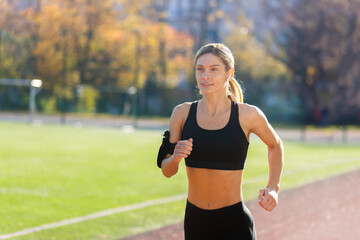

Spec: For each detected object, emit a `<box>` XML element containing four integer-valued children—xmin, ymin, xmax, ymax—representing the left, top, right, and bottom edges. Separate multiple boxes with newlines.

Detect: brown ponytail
<box><xmin>228</xmin><ymin>77</ymin><xmax>243</xmax><ymax>103</ymax></box>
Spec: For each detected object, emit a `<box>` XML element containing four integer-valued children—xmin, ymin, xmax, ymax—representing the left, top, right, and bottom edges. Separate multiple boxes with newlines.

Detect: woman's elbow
<box><xmin>277</xmin><ymin>138</ymin><xmax>285</xmax><ymax>163</ymax></box>
<box><xmin>162</xmin><ymin>168</ymin><xmax>171</xmax><ymax>178</ymax></box>
<box><xmin>161</xmin><ymin>165</ymin><xmax>177</xmax><ymax>178</ymax></box>
<box><xmin>278</xmin><ymin>138</ymin><xmax>284</xmax><ymax>151</ymax></box>
<box><xmin>268</xmin><ymin>137</ymin><xmax>283</xmax><ymax>151</ymax></box>
<box><xmin>268</xmin><ymin>138</ymin><xmax>284</xmax><ymax>162</ymax></box>
<box><xmin>163</xmin><ymin>173</ymin><xmax>173</xmax><ymax>178</ymax></box>
<box><xmin>162</xmin><ymin>170</ymin><xmax>175</xmax><ymax>178</ymax></box>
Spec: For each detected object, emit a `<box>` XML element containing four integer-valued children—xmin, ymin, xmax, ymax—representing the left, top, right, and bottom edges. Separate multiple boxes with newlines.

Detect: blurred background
<box><xmin>1</xmin><ymin>0</ymin><xmax>360</xmax><ymax>126</ymax></box>
<box><xmin>1</xmin><ymin>1</ymin><xmax>360</xmax><ymax>240</ymax></box>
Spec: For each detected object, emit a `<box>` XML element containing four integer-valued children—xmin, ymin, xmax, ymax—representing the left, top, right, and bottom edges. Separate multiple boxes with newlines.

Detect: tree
<box><xmin>224</xmin><ymin>10</ymin><xmax>291</xmax><ymax>123</ymax></box>
<box><xmin>0</xmin><ymin>0</ymin><xmax>194</xmax><ymax>114</ymax></box>
<box><xmin>0</xmin><ymin>1</ymin><xmax>34</xmax><ymax>79</ymax></box>
<box><xmin>226</xmin><ymin>11</ymin><xmax>288</xmax><ymax>83</ymax></box>
<box><xmin>264</xmin><ymin>0</ymin><xmax>360</xmax><ymax>124</ymax></box>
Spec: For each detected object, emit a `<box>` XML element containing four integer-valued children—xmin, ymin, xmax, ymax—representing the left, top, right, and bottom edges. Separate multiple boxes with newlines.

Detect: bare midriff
<box><xmin>186</xmin><ymin>166</ymin><xmax>244</xmax><ymax>210</ymax></box>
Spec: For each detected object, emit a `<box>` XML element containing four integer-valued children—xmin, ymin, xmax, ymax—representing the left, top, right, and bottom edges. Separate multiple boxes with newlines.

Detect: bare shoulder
<box><xmin>236</xmin><ymin>103</ymin><xmax>281</xmax><ymax>146</ymax></box>
<box><xmin>235</xmin><ymin>102</ymin><xmax>268</xmax><ymax>133</ymax></box>
<box><xmin>170</xmin><ymin>102</ymin><xmax>192</xmax><ymax>124</ymax></box>
<box><xmin>172</xmin><ymin>102</ymin><xmax>192</xmax><ymax>117</ymax></box>
<box><xmin>168</xmin><ymin>101</ymin><xmax>193</xmax><ymax>142</ymax></box>
<box><xmin>236</xmin><ymin>103</ymin><xmax>266</xmax><ymax>121</ymax></box>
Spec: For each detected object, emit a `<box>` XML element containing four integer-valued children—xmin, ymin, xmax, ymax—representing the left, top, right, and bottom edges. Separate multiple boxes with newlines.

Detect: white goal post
<box><xmin>0</xmin><ymin>78</ymin><xmax>42</xmax><ymax>122</ymax></box>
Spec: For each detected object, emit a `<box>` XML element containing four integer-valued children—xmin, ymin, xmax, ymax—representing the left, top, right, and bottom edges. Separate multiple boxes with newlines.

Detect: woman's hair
<box><xmin>194</xmin><ymin>43</ymin><xmax>243</xmax><ymax>103</ymax></box>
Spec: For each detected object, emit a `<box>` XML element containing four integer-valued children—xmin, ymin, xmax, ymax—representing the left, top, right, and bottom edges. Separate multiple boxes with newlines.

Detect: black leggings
<box><xmin>184</xmin><ymin>199</ymin><xmax>256</xmax><ymax>240</ymax></box>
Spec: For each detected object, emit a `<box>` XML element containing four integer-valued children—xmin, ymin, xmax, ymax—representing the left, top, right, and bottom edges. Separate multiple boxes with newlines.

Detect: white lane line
<box><xmin>0</xmin><ymin>193</ymin><xmax>187</xmax><ymax>240</ymax></box>
<box><xmin>0</xmin><ymin>188</ymin><xmax>48</xmax><ymax>197</ymax></box>
<box><xmin>1</xmin><ymin>157</ymin><xmax>360</xmax><ymax>239</ymax></box>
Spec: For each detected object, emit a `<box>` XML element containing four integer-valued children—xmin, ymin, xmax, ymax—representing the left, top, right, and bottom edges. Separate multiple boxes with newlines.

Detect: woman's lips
<box><xmin>201</xmin><ymin>83</ymin><xmax>213</xmax><ymax>87</ymax></box>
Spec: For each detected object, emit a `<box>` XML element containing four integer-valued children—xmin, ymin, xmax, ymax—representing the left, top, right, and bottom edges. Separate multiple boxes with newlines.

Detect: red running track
<box><xmin>122</xmin><ymin>169</ymin><xmax>360</xmax><ymax>240</ymax></box>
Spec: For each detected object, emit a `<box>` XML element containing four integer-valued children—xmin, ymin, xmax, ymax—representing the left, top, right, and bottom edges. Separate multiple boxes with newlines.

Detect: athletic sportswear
<box><xmin>181</xmin><ymin>101</ymin><xmax>249</xmax><ymax>170</ymax></box>
<box><xmin>184</xmin><ymin>199</ymin><xmax>256</xmax><ymax>240</ymax></box>
<box><xmin>157</xmin><ymin>130</ymin><xmax>177</xmax><ymax>168</ymax></box>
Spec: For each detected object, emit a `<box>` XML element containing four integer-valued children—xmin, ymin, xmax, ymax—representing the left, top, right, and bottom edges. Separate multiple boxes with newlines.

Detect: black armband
<box><xmin>157</xmin><ymin>130</ymin><xmax>177</xmax><ymax>168</ymax></box>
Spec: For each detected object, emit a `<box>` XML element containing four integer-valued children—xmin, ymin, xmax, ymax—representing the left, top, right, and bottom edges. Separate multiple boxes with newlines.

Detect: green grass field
<box><xmin>0</xmin><ymin>122</ymin><xmax>360</xmax><ymax>239</ymax></box>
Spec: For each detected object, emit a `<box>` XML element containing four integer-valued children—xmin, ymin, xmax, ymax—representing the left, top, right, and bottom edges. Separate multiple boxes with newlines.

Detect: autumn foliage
<box><xmin>0</xmin><ymin>0</ymin><xmax>194</xmax><ymax>113</ymax></box>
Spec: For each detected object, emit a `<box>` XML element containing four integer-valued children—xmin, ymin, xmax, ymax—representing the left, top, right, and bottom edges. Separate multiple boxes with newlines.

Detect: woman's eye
<box><xmin>211</xmin><ymin>68</ymin><xmax>218</xmax><ymax>71</ymax></box>
<box><xmin>196</xmin><ymin>68</ymin><xmax>203</xmax><ymax>71</ymax></box>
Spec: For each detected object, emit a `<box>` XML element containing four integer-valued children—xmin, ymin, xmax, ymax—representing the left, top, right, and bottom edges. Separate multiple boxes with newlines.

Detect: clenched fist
<box><xmin>258</xmin><ymin>188</ymin><xmax>278</xmax><ymax>212</ymax></box>
<box><xmin>173</xmin><ymin>138</ymin><xmax>193</xmax><ymax>162</ymax></box>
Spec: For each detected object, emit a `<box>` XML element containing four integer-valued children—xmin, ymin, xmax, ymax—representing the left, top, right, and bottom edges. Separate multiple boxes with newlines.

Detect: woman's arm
<box><xmin>246</xmin><ymin>105</ymin><xmax>284</xmax><ymax>211</ymax></box>
<box><xmin>160</xmin><ymin>103</ymin><xmax>193</xmax><ymax>178</ymax></box>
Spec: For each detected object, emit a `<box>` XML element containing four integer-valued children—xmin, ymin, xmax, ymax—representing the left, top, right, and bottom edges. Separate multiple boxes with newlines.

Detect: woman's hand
<box><xmin>172</xmin><ymin>138</ymin><xmax>193</xmax><ymax>162</ymax></box>
<box><xmin>258</xmin><ymin>188</ymin><xmax>278</xmax><ymax>212</ymax></box>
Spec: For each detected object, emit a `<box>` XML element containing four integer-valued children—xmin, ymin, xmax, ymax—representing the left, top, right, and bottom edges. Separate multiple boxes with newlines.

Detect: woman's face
<box><xmin>195</xmin><ymin>53</ymin><xmax>230</xmax><ymax>95</ymax></box>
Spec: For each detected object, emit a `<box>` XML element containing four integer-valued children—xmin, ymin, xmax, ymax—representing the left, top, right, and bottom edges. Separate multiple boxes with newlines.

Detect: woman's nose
<box><xmin>200</xmin><ymin>70</ymin><xmax>210</xmax><ymax>79</ymax></box>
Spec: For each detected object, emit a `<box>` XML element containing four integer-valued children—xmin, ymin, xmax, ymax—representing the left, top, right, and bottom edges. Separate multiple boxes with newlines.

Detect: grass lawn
<box><xmin>0</xmin><ymin>122</ymin><xmax>359</xmax><ymax>239</ymax></box>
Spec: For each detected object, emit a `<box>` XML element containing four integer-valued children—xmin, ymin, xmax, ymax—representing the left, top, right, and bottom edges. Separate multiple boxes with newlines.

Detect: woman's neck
<box><xmin>199</xmin><ymin>94</ymin><xmax>231</xmax><ymax>117</ymax></box>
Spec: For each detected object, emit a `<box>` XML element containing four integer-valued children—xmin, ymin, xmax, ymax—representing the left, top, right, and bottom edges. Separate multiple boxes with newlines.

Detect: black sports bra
<box><xmin>181</xmin><ymin>101</ymin><xmax>249</xmax><ymax>170</ymax></box>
